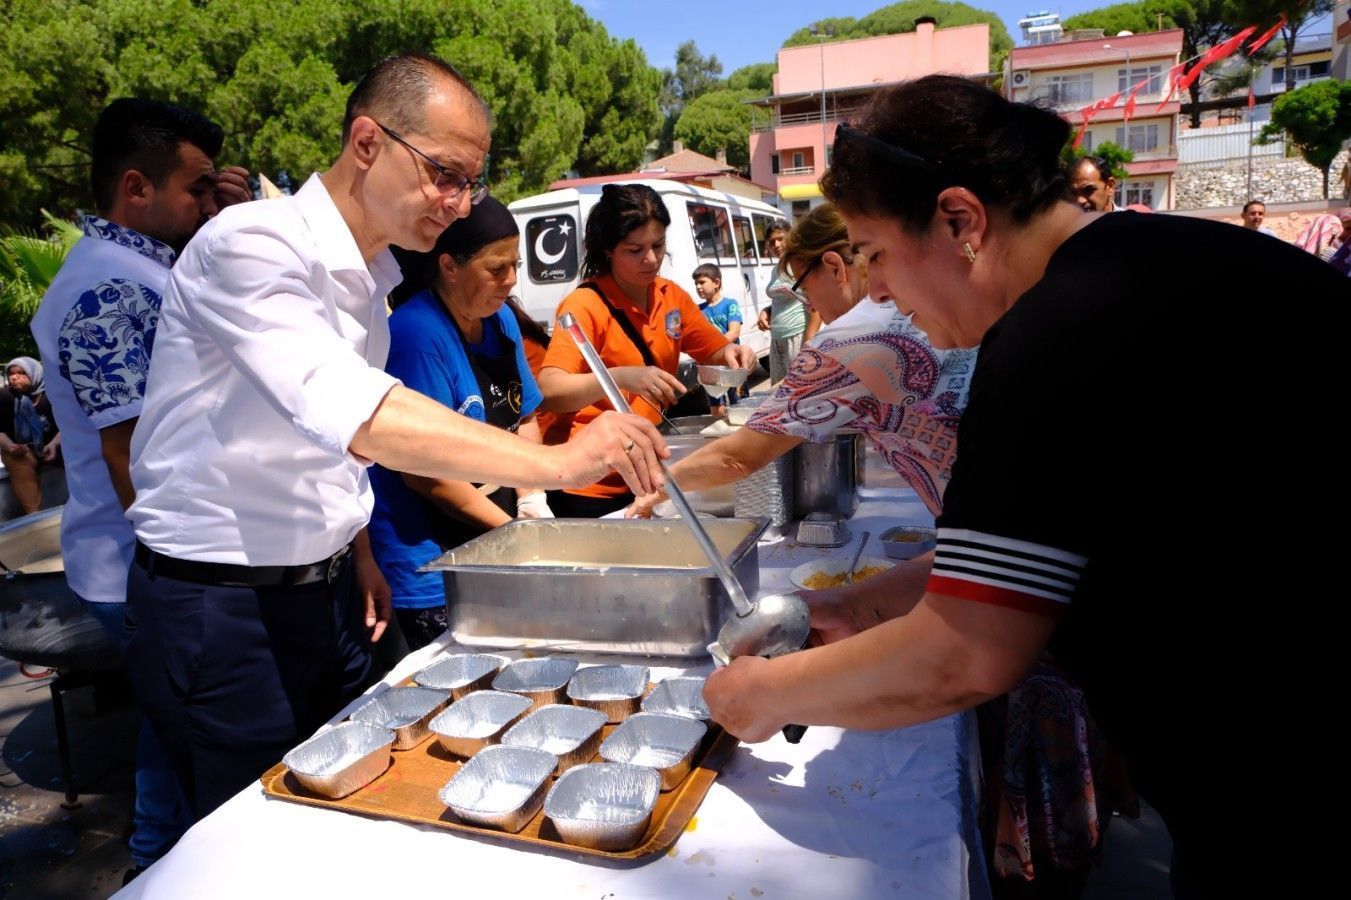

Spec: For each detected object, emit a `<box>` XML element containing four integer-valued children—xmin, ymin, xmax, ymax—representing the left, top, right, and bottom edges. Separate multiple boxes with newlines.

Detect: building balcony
<box><xmin>751</xmin><ymin>107</ymin><xmax>862</xmax><ymax>133</ymax></box>
<box><xmin>778</xmin><ymin>165</ymin><xmax>816</xmax><ymax>176</ymax></box>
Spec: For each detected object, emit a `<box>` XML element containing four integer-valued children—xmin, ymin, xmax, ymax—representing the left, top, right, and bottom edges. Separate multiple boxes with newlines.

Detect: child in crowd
<box><xmin>691</xmin><ymin>264</ymin><xmax>742</xmax><ymax>416</ymax></box>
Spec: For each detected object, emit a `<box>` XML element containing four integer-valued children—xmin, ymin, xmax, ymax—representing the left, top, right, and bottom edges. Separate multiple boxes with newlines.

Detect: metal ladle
<box><xmin>557</xmin><ymin>313</ymin><xmax>811</xmax><ymax>667</ymax></box>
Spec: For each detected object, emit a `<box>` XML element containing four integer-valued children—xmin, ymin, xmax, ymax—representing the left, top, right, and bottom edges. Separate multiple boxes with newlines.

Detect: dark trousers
<box><xmin>122</xmin><ymin>557</ymin><xmax>373</xmax><ymax>820</ymax></box>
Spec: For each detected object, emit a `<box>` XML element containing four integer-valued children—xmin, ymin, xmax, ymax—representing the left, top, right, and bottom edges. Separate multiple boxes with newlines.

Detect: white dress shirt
<box><xmin>128</xmin><ymin>174</ymin><xmax>402</xmax><ymax>565</ymax></box>
<box><xmin>30</xmin><ymin>219</ymin><xmax>175</xmax><ymax>603</ymax></box>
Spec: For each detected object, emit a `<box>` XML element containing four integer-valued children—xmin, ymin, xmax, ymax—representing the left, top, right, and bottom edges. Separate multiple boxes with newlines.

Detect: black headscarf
<box><xmin>389</xmin><ymin>196</ymin><xmax>519</xmax><ymax>308</ymax></box>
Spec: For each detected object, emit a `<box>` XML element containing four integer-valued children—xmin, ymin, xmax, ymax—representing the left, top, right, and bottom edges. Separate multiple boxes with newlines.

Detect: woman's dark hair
<box><xmin>820</xmin><ymin>75</ymin><xmax>1070</xmax><ymax>233</ymax></box>
<box><xmin>505</xmin><ymin>296</ymin><xmax>551</xmax><ymax>349</ymax></box>
<box><xmin>581</xmin><ymin>183</ymin><xmax>671</xmax><ymax>279</ymax></box>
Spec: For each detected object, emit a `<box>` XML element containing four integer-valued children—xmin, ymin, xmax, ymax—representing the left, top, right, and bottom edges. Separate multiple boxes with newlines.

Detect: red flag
<box><xmin>1095</xmin><ymin>90</ymin><xmax>1123</xmax><ymax>111</ymax></box>
<box><xmin>1248</xmin><ymin>16</ymin><xmax>1286</xmax><ymax>56</ymax></box>
<box><xmin>1072</xmin><ymin>124</ymin><xmax>1088</xmax><ymax>151</ymax></box>
<box><xmin>1153</xmin><ymin>63</ymin><xmax>1186</xmax><ymax>113</ymax></box>
<box><xmin>1072</xmin><ymin>106</ymin><xmax>1095</xmax><ymax>150</ymax></box>
<box><xmin>1122</xmin><ymin>76</ymin><xmax>1150</xmax><ymax>123</ymax></box>
<box><xmin>1176</xmin><ymin>25</ymin><xmax>1258</xmax><ymax>93</ymax></box>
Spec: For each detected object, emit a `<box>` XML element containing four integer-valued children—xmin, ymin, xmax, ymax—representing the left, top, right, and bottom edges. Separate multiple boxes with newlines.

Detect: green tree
<box><xmin>727</xmin><ymin>63</ymin><xmax>777</xmax><ymax>93</ymax></box>
<box><xmin>1063</xmin><ymin>140</ymin><xmax>1136</xmax><ymax>181</ymax></box>
<box><xmin>0</xmin><ymin>213</ymin><xmax>81</xmax><ymax>357</ymax></box>
<box><xmin>1229</xmin><ymin>0</ymin><xmax>1336</xmax><ymax>92</ymax></box>
<box><xmin>673</xmin><ymin>88</ymin><xmax>758</xmax><ymax>170</ymax></box>
<box><xmin>783</xmin><ymin>2</ymin><xmax>1015</xmax><ymax>74</ymax></box>
<box><xmin>0</xmin><ymin>0</ymin><xmax>666</xmax><ymax>228</ymax></box>
<box><xmin>658</xmin><ymin>41</ymin><xmax>726</xmax><ymax>154</ymax></box>
<box><xmin>1258</xmin><ymin>78</ymin><xmax>1351</xmax><ymax>198</ymax></box>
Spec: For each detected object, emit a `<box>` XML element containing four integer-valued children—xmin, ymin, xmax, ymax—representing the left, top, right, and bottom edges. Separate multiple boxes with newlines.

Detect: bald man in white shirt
<box><xmin>122</xmin><ymin>52</ymin><xmax>667</xmax><ymax>819</ymax></box>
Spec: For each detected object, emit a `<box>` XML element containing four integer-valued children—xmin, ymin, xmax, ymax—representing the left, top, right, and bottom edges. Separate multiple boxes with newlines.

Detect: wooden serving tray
<box><xmin>259</xmin><ymin>692</ymin><xmax>738</xmax><ymax>861</ymax></box>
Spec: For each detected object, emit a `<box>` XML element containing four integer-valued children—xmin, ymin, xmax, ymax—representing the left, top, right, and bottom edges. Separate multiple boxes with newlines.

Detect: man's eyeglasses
<box><xmin>377</xmin><ymin>122</ymin><xmax>488</xmax><ymax>204</ymax></box>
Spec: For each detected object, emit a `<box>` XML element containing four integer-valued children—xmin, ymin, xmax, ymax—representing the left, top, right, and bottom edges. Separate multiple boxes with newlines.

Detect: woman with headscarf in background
<box><xmin>1</xmin><ymin>356</ymin><xmax>61</xmax><ymax>515</ymax></box>
<box><xmin>371</xmin><ymin>198</ymin><xmax>553</xmax><ymax>651</ymax></box>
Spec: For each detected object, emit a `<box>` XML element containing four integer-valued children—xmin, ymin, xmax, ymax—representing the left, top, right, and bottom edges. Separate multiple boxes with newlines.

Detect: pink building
<box><xmin>749</xmin><ymin>18</ymin><xmax>991</xmax><ymax>219</ymax></box>
<box><xmin>1007</xmin><ymin>30</ymin><xmax>1184</xmax><ymax>209</ymax></box>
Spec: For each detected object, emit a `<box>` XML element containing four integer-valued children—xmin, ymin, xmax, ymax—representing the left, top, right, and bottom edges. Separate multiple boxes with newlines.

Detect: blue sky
<box><xmin>582</xmin><ymin>1</ymin><xmax>1107</xmax><ymax>73</ymax></box>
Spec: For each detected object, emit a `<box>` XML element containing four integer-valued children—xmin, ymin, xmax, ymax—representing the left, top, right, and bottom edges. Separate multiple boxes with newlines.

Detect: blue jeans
<box><xmin>82</xmin><ymin>599</ymin><xmax>192</xmax><ymax>867</ymax></box>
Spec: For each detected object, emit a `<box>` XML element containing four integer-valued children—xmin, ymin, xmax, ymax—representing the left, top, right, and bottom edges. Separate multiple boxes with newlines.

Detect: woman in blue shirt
<box><xmin>370</xmin><ymin>198</ymin><xmax>553</xmax><ymax>650</ymax></box>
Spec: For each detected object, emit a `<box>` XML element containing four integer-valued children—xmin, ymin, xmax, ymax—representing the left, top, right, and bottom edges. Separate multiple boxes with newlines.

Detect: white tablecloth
<box><xmin>115</xmin><ymin>487</ymin><xmax>989</xmax><ymax>899</ymax></box>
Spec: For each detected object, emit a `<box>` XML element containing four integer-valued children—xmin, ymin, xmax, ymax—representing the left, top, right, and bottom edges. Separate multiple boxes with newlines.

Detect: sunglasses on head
<box><xmin>832</xmin><ymin>123</ymin><xmax>938</xmax><ymax>172</ymax></box>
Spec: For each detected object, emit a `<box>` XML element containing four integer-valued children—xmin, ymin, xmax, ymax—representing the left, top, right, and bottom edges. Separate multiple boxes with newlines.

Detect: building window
<box><xmin>1042</xmin><ymin>73</ymin><xmax>1094</xmax><ymax>104</ymax></box>
<box><xmin>1115</xmin><ymin>123</ymin><xmax>1160</xmax><ymax>154</ymax></box>
<box><xmin>1115</xmin><ymin>180</ymin><xmax>1155</xmax><ymax>208</ymax></box>
<box><xmin>1272</xmin><ymin>61</ymin><xmax>1329</xmax><ymax>84</ymax></box>
<box><xmin>791</xmin><ymin>200</ymin><xmax>810</xmax><ymax>223</ymax></box>
<box><xmin>1118</xmin><ymin>65</ymin><xmax>1163</xmax><ymax>94</ymax></box>
<box><xmin>792</xmin><ymin>151</ymin><xmax>805</xmax><ymax>169</ymax></box>
<box><xmin>1080</xmin><ymin>131</ymin><xmax>1094</xmax><ymax>152</ymax></box>
<box><xmin>771</xmin><ymin>155</ymin><xmax>780</xmax><ymax>175</ymax></box>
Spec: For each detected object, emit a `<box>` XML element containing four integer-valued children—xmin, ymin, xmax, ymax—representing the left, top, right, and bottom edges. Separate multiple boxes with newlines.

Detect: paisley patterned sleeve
<box><xmin>57</xmin><ymin>278</ymin><xmax>162</xmax><ymax>429</ymax></box>
<box><xmin>745</xmin><ymin>346</ymin><xmax>864</xmax><ymax>441</ymax></box>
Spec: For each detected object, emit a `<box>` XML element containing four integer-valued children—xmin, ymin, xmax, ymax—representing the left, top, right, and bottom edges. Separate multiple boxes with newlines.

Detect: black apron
<box><xmin>431</xmin><ymin>314</ymin><xmax>526</xmax><ymax>549</ymax></box>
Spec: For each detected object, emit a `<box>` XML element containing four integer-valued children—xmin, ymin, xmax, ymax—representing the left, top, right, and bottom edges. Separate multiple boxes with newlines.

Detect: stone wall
<box><xmin>1175</xmin><ymin>149</ymin><xmax>1350</xmax><ymax>210</ymax></box>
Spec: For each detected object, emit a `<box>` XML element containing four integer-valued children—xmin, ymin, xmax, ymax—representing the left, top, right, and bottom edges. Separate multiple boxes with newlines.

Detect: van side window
<box><xmin>687</xmin><ymin>202</ymin><xmax>736</xmax><ymax>263</ymax></box>
<box><xmin>752</xmin><ymin>213</ymin><xmax>781</xmax><ymax>265</ymax></box>
<box><xmin>733</xmin><ymin>215</ymin><xmax>756</xmax><ymax>261</ymax></box>
<box><xmin>525</xmin><ymin>214</ymin><xmax>578</xmax><ymax>284</ymax></box>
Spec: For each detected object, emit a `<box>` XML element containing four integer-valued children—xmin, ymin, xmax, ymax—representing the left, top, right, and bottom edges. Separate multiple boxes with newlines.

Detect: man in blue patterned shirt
<box><xmin>30</xmin><ymin>97</ymin><xmax>249</xmax><ymax>882</ymax></box>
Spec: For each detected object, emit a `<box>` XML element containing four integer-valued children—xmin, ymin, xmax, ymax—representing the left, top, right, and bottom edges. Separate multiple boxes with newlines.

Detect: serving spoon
<box><xmin>557</xmin><ymin>313</ymin><xmax>812</xmax><ymax>678</ymax></box>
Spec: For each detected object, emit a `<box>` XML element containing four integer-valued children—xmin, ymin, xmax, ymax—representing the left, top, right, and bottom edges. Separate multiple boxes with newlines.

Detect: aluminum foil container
<box><xmin>544</xmin><ymin>762</ymin><xmax>661</xmax><ymax>851</ymax></box>
<box><xmin>600</xmin><ymin>712</ymin><xmax>707</xmax><ymax>791</ymax></box>
<box><xmin>502</xmin><ymin>704</ymin><xmax>607</xmax><ymax>774</ymax></box>
<box><xmin>439</xmin><ymin>744</ymin><xmax>557</xmax><ymax>833</ymax></box>
<box><xmin>639</xmin><ymin>676</ymin><xmax>710</xmax><ymax>722</ymax></box>
<box><xmin>282</xmin><ymin>722</ymin><xmax>394</xmax><ymax>799</ymax></box>
<box><xmin>413</xmin><ymin>653</ymin><xmax>509</xmax><ymax>700</ymax></box>
<box><xmin>724</xmin><ymin>396</ymin><xmax>766</xmax><ymax>426</ymax></box>
<box><xmin>880</xmin><ymin>525</ymin><xmax>938</xmax><ymax>560</ymax></box>
<box><xmin>566</xmin><ymin>665</ymin><xmax>650</xmax><ymax>723</ymax></box>
<box><xmin>429</xmin><ymin>690</ymin><xmax>533</xmax><ymax>758</ymax></box>
<box><xmin>697</xmin><ymin>364</ymin><xmax>750</xmax><ymax>391</ymax></box>
<box><xmin>492</xmin><ymin>657</ymin><xmax>579</xmax><ymax>712</ymax></box>
<box><xmin>349</xmin><ymin>685</ymin><xmax>448</xmax><ymax>750</ymax></box>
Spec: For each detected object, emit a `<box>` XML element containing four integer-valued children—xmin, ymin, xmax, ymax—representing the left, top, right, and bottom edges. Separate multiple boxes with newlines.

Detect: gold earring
<box><xmin>962</xmin><ymin>242</ymin><xmax>977</xmax><ymax>263</ymax></box>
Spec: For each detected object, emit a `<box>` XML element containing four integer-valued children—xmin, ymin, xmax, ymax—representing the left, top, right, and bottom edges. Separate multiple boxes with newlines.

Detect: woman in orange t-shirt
<box><xmin>538</xmin><ymin>183</ymin><xmax>757</xmax><ymax>517</ymax></box>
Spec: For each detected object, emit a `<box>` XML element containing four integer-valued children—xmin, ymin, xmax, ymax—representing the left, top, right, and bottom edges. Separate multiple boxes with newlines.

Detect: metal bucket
<box><xmin>792</xmin><ymin>431</ymin><xmax>864</xmax><ymax>519</ymax></box>
<box><xmin>0</xmin><ymin>507</ymin><xmax>120</xmax><ymax>670</ymax></box>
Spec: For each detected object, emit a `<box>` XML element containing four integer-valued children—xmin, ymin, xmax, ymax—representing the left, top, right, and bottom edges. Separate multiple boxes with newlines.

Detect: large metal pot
<box><xmin>0</xmin><ymin>507</ymin><xmax>120</xmax><ymax>670</ymax></box>
<box><xmin>792</xmin><ymin>430</ymin><xmax>864</xmax><ymax>519</ymax></box>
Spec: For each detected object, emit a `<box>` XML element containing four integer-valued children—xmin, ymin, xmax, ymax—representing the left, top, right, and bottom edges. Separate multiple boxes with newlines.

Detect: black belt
<box><xmin>134</xmin><ymin>542</ymin><xmax>353</xmax><ymax>588</ymax></box>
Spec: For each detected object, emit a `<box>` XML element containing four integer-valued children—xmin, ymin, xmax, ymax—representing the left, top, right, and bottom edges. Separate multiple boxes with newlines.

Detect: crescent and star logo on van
<box><xmin>526</xmin><ymin>215</ymin><xmax>578</xmax><ymax>283</ymax></box>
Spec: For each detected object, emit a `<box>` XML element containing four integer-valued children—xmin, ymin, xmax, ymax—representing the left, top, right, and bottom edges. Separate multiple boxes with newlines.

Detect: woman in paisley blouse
<box><xmin>0</xmin><ymin>356</ymin><xmax>61</xmax><ymax>515</ymax></box>
<box><xmin>629</xmin><ymin>201</ymin><xmax>976</xmax><ymax>520</ymax></box>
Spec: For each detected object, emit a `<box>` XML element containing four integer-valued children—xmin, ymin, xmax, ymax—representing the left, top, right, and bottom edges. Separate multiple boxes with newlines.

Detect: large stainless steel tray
<box><xmin>423</xmin><ymin>518</ymin><xmax>767</xmax><ymax>657</ymax></box>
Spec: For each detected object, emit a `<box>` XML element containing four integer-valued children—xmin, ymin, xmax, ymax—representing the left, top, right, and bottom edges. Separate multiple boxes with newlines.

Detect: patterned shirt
<box><xmin>748</xmin><ymin>300</ymin><xmax>977</xmax><ymax>516</ymax></box>
<box><xmin>58</xmin><ymin>217</ymin><xmax>174</xmax><ymax>427</ymax></box>
<box><xmin>30</xmin><ymin>216</ymin><xmax>175</xmax><ymax>603</ymax></box>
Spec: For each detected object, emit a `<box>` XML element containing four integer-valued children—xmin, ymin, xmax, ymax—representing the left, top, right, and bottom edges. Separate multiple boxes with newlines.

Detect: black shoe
<box><xmin>123</xmin><ymin>865</ymin><xmax>149</xmax><ymax>886</ymax></box>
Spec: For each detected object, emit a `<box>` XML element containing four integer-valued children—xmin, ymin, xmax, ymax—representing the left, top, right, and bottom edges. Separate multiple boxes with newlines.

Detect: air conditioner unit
<box><xmin>1011</xmin><ymin>70</ymin><xmax>1031</xmax><ymax>88</ymax></box>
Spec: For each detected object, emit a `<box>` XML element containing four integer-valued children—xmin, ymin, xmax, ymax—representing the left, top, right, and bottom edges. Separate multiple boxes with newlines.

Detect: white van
<box><xmin>509</xmin><ymin>180</ymin><xmax>788</xmax><ymax>359</ymax></box>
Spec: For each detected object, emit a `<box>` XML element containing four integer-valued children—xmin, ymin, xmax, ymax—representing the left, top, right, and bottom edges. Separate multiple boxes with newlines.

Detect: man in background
<box><xmin>30</xmin><ymin>96</ymin><xmax>250</xmax><ymax>883</ymax></box>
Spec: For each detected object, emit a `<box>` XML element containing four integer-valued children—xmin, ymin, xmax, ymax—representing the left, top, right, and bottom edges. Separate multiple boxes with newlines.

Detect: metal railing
<box><xmin>779</xmin><ymin>165</ymin><xmax>815</xmax><ymax>176</ymax></box>
<box><xmin>751</xmin><ymin>106</ymin><xmax>862</xmax><ymax>133</ymax></box>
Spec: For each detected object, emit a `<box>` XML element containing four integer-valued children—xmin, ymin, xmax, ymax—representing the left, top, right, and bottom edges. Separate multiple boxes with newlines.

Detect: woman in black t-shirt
<box><xmin>702</xmin><ymin>75</ymin><xmax>1347</xmax><ymax>898</ymax></box>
